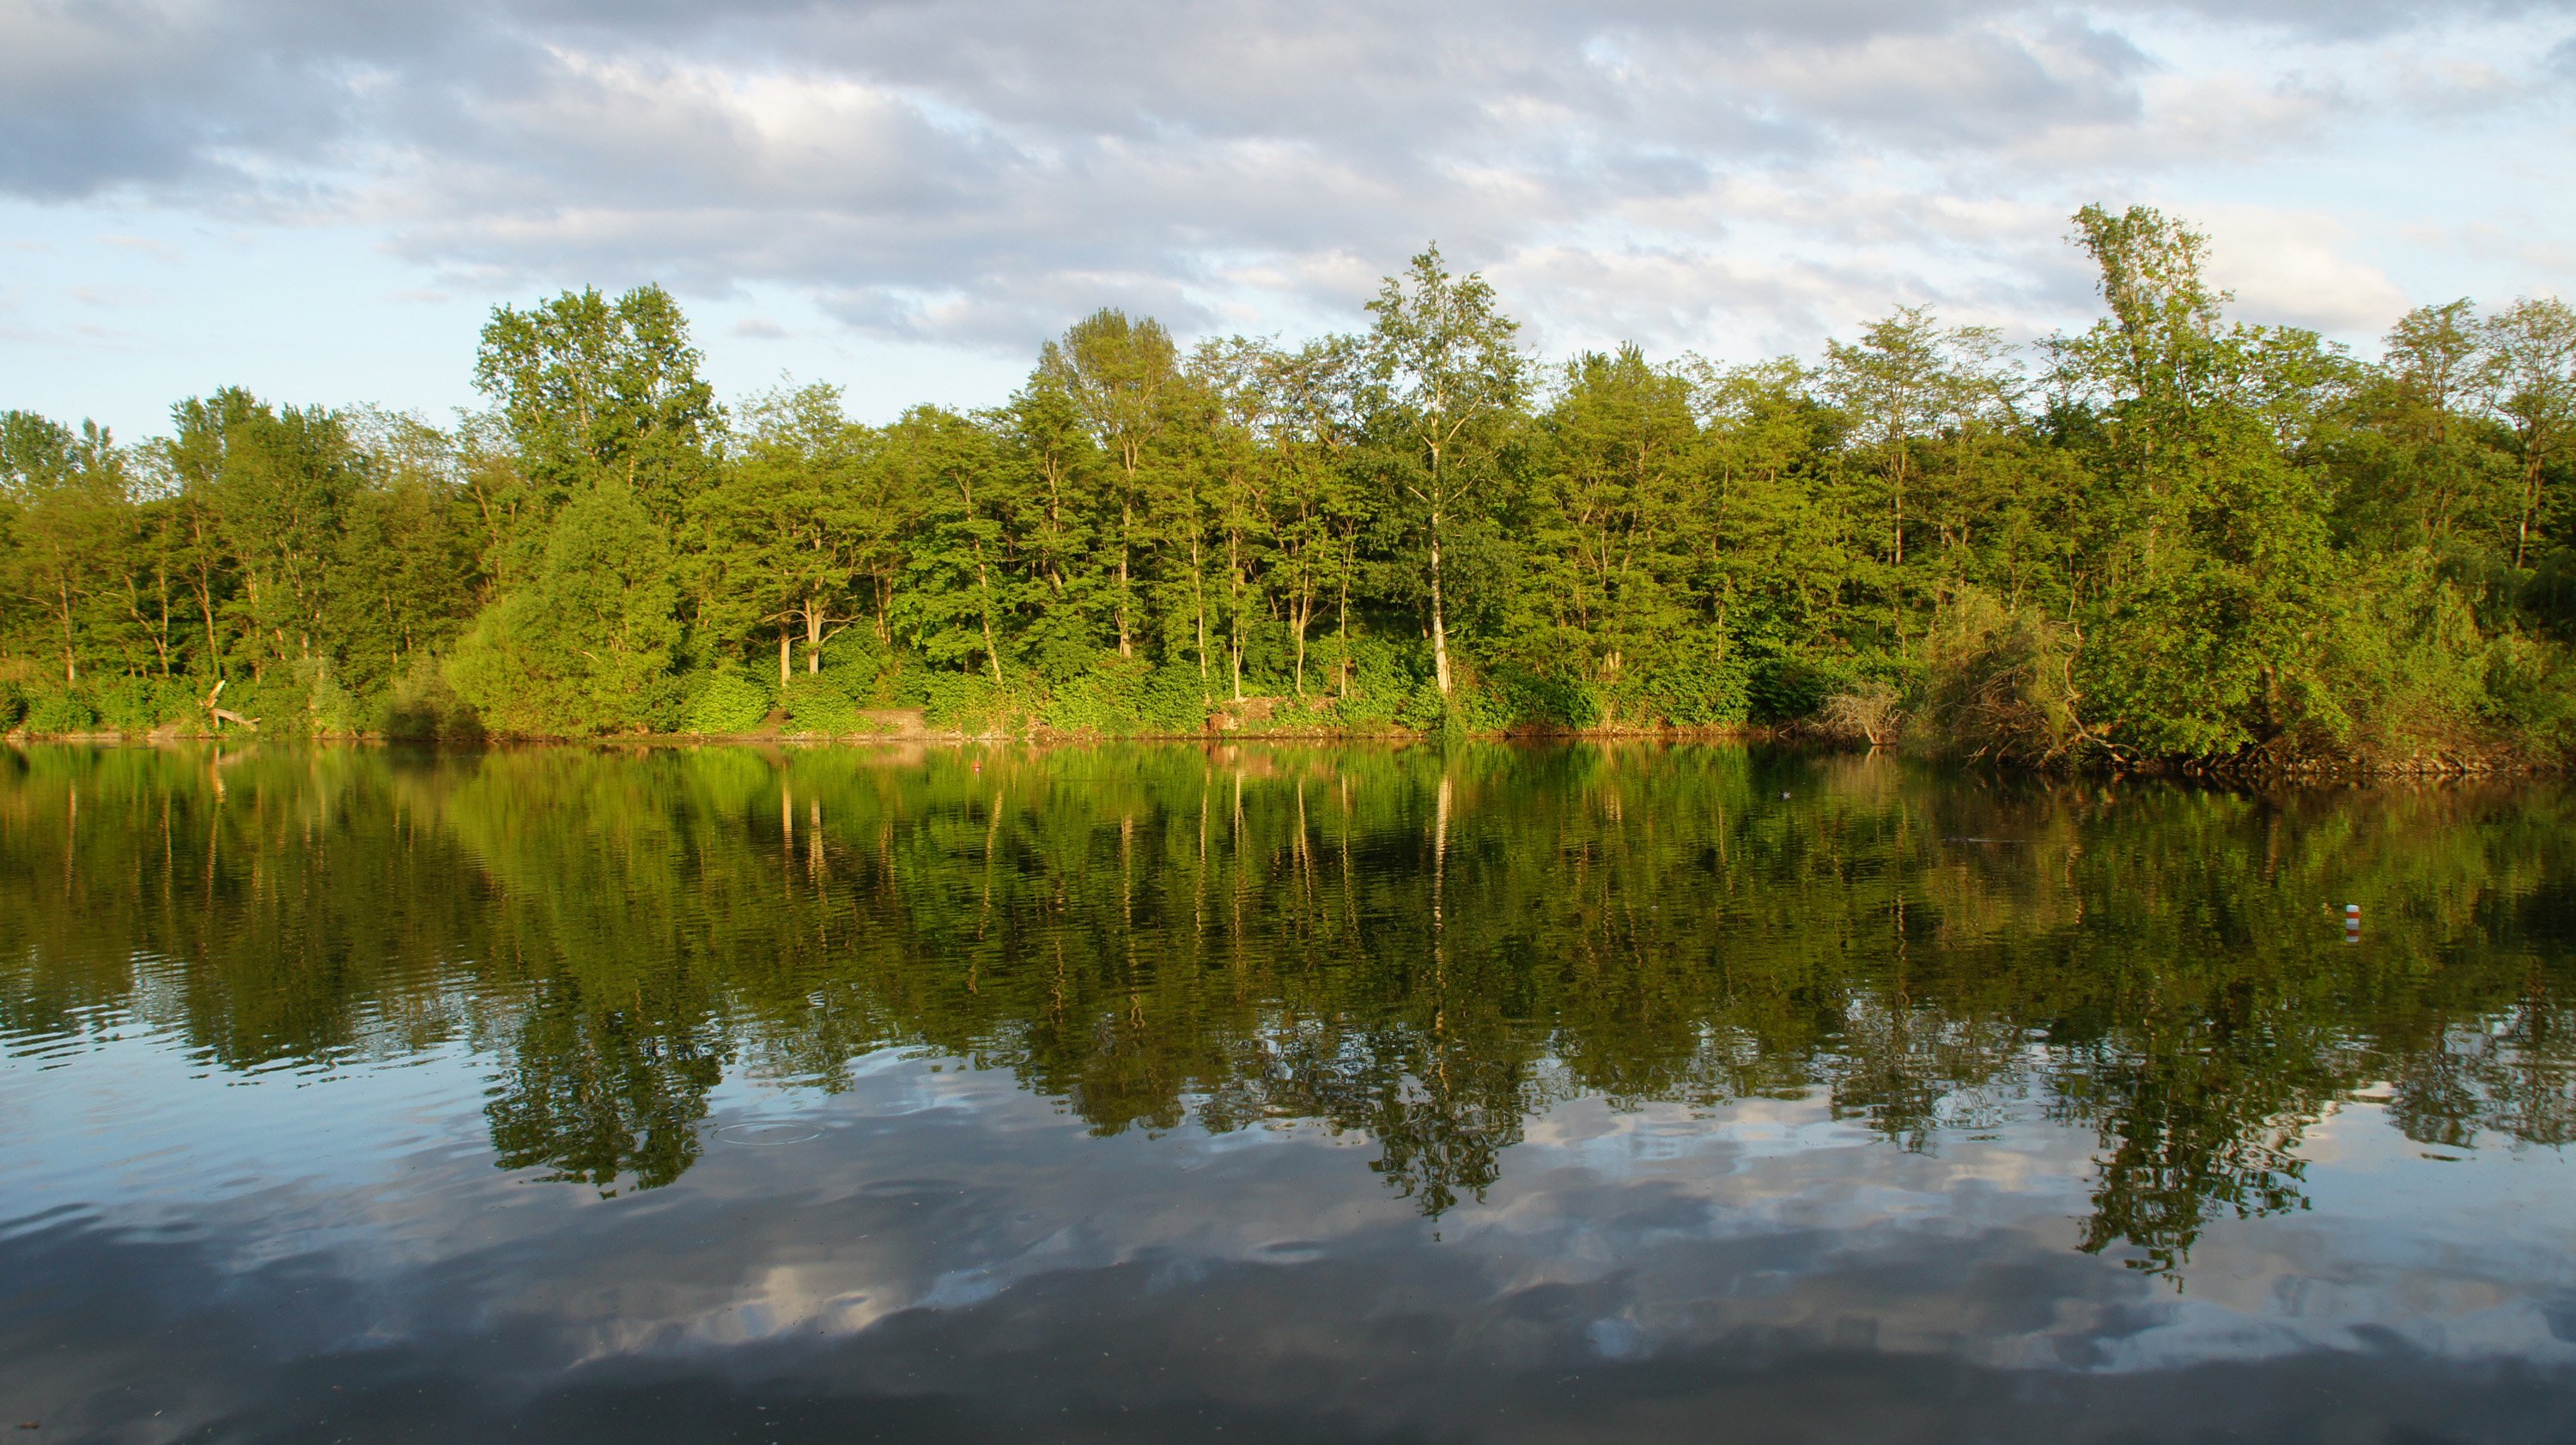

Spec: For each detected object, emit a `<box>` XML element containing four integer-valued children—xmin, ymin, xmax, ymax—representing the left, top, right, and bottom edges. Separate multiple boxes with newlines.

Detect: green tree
<box><xmin>447</xmin><ymin>478</ymin><xmax>683</xmax><ymax>734</ymax></box>
<box><xmin>1043</xmin><ymin>309</ymin><xmax>1182</xmax><ymax>659</ymax></box>
<box><xmin>889</xmin><ymin>407</ymin><xmax>1013</xmax><ymax>689</ymax></box>
<box><xmin>2</xmin><ymin>412</ymin><xmax>128</xmax><ymax>685</ymax></box>
<box><xmin>1523</xmin><ymin>345</ymin><xmax>1702</xmax><ymax>704</ymax></box>
<box><xmin>472</xmin><ymin>285</ymin><xmax>719</xmax><ymax>535</ymax></box>
<box><xmin>2480</xmin><ymin>297</ymin><xmax>2576</xmax><ymax>569</ymax></box>
<box><xmin>1364</xmin><ymin>244</ymin><xmax>1528</xmax><ymax>698</ymax></box>
<box><xmin>703</xmin><ymin>382</ymin><xmax>884</xmax><ymax>683</ymax></box>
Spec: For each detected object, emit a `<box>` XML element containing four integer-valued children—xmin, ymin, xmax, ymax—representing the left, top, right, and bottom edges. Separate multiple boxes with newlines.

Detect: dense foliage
<box><xmin>4</xmin><ymin>207</ymin><xmax>2573</xmax><ymax>765</ymax></box>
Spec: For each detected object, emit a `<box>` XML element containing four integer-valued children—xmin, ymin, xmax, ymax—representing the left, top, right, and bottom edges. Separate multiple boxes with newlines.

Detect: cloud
<box><xmin>3</xmin><ymin>0</ymin><xmax>2573</xmax><ymax>361</ymax></box>
<box><xmin>2196</xmin><ymin>205</ymin><xmax>2415</xmax><ymax>334</ymax></box>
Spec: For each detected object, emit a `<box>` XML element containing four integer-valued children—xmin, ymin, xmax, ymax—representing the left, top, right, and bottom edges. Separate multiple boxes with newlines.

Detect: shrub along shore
<box><xmin>4</xmin><ymin>204</ymin><xmax>2573</xmax><ymax>772</ymax></box>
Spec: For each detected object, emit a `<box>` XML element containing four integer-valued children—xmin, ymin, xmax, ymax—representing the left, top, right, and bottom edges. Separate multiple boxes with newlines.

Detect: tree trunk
<box><xmin>1336</xmin><ymin>533</ymin><xmax>1353</xmax><ymax>701</ymax></box>
<box><xmin>779</xmin><ymin>625</ymin><xmax>793</xmax><ymax>688</ymax></box>
<box><xmin>1291</xmin><ymin>593</ymin><xmax>1309</xmax><ymax>698</ymax></box>
<box><xmin>806</xmin><ymin>593</ymin><xmax>824</xmax><ymax>674</ymax></box>
<box><xmin>1116</xmin><ymin>502</ymin><xmax>1133</xmax><ymax>657</ymax></box>
<box><xmin>1190</xmin><ymin>533</ymin><xmax>1210</xmax><ymax>698</ymax></box>
<box><xmin>1428</xmin><ymin>504</ymin><xmax>1452</xmax><ymax>696</ymax></box>
<box><xmin>975</xmin><ymin>549</ymin><xmax>1005</xmax><ymax>689</ymax></box>
<box><xmin>2516</xmin><ymin>451</ymin><xmax>2544</xmax><ymax>569</ymax></box>
<box><xmin>56</xmin><ymin>574</ymin><xmax>77</xmax><ymax>686</ymax></box>
<box><xmin>1226</xmin><ymin>529</ymin><xmax>1245</xmax><ymax>703</ymax></box>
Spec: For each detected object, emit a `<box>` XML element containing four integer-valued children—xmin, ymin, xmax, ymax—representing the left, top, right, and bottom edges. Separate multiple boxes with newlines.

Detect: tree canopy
<box><xmin>3</xmin><ymin>213</ymin><xmax>2572</xmax><ymax>764</ymax></box>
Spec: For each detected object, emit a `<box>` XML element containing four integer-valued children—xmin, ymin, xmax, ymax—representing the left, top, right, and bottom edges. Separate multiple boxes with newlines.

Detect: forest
<box><xmin>3</xmin><ymin>203</ymin><xmax>2573</xmax><ymax>768</ymax></box>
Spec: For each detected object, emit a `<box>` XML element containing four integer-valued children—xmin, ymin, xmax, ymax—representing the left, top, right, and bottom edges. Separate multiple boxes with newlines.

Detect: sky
<box><xmin>3</xmin><ymin>0</ymin><xmax>2573</xmax><ymax>443</ymax></box>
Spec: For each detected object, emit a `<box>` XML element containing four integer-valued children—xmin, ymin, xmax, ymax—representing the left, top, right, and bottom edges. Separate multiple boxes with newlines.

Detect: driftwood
<box><xmin>204</xmin><ymin>679</ymin><xmax>259</xmax><ymax>732</ymax></box>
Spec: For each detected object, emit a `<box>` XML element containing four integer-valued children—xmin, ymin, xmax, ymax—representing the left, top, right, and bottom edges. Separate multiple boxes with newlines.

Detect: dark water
<box><xmin>3</xmin><ymin>744</ymin><xmax>2573</xmax><ymax>1444</ymax></box>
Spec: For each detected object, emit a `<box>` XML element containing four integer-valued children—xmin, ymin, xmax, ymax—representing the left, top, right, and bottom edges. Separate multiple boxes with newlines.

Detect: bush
<box><xmin>920</xmin><ymin>671</ymin><xmax>1009</xmax><ymax>732</ymax></box>
<box><xmin>1817</xmin><ymin>683</ymin><xmax>1903</xmax><ymax>748</ymax></box>
<box><xmin>1478</xmin><ymin>666</ymin><xmax>1599</xmax><ymax>731</ymax></box>
<box><xmin>23</xmin><ymin>689</ymin><xmax>97</xmax><ymax>735</ymax></box>
<box><xmin>221</xmin><ymin>676</ymin><xmax>297</xmax><ymax>736</ymax></box>
<box><xmin>683</xmin><ymin>665</ymin><xmax>774</xmax><ymax>736</ymax></box>
<box><xmin>1332</xmin><ymin>634</ymin><xmax>1431</xmax><ymax>730</ymax></box>
<box><xmin>0</xmin><ymin>680</ymin><xmax>22</xmax><ymax>731</ymax></box>
<box><xmin>782</xmin><ymin>671</ymin><xmax>865</xmax><ymax>735</ymax></box>
<box><xmin>1906</xmin><ymin>592</ymin><xmax>2081</xmax><ymax>763</ymax></box>
<box><xmin>1033</xmin><ymin>654</ymin><xmax>1210</xmax><ymax>736</ymax></box>
<box><xmin>1041</xmin><ymin>653</ymin><xmax>1150</xmax><ymax>735</ymax></box>
<box><xmin>1747</xmin><ymin>653</ymin><xmax>1863</xmax><ymax>724</ymax></box>
<box><xmin>383</xmin><ymin>656</ymin><xmax>484</xmax><ymax>742</ymax></box>
<box><xmin>1397</xmin><ymin>677</ymin><xmax>1449</xmax><ymax>732</ymax></box>
<box><xmin>1631</xmin><ymin>640</ymin><xmax>1750</xmax><ymax>728</ymax></box>
<box><xmin>2483</xmin><ymin>632</ymin><xmax>2576</xmax><ymax>758</ymax></box>
<box><xmin>297</xmin><ymin>658</ymin><xmax>366</xmax><ymax>735</ymax></box>
<box><xmin>91</xmin><ymin>675</ymin><xmax>197</xmax><ymax>733</ymax></box>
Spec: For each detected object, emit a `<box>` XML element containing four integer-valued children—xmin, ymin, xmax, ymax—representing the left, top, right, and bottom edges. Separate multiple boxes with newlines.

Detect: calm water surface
<box><xmin>3</xmin><ymin>743</ymin><xmax>2573</xmax><ymax>1443</ymax></box>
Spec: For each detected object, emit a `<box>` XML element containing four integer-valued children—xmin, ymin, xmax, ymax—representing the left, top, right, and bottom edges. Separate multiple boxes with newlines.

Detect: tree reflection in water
<box><xmin>3</xmin><ymin>742</ymin><xmax>2570</xmax><ymax>1274</ymax></box>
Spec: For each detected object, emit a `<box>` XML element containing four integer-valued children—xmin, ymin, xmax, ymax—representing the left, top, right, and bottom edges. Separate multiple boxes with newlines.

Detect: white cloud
<box><xmin>3</xmin><ymin>0</ymin><xmax>2574</xmax><ymax>423</ymax></box>
<box><xmin>2196</xmin><ymin>205</ymin><xmax>2415</xmax><ymax>334</ymax></box>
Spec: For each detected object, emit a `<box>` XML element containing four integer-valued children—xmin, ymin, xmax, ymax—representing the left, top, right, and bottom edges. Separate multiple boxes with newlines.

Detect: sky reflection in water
<box><xmin>3</xmin><ymin>743</ymin><xmax>2573</xmax><ymax>1443</ymax></box>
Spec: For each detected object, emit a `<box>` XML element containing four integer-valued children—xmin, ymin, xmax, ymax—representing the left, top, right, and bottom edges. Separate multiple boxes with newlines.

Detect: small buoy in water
<box><xmin>2344</xmin><ymin>903</ymin><xmax>2361</xmax><ymax>944</ymax></box>
<box><xmin>1780</xmin><ymin>792</ymin><xmax>1790</xmax><ymax>800</ymax></box>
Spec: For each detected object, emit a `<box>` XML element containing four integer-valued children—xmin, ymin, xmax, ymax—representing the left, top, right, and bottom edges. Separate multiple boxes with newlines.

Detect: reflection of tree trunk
<box><xmin>1432</xmin><ymin>771</ymin><xmax>1452</xmax><ymax>942</ymax></box>
<box><xmin>808</xmin><ymin>800</ymin><xmax>824</xmax><ymax>888</ymax></box>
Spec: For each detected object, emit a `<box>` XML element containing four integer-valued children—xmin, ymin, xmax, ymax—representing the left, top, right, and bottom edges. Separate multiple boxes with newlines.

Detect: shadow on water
<box><xmin>4</xmin><ymin>741</ymin><xmax>2570</xmax><ymax>1279</ymax></box>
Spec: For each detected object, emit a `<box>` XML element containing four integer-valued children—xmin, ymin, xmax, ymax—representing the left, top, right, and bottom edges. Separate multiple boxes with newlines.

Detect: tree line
<box><xmin>3</xmin><ymin>204</ymin><xmax>2573</xmax><ymax>765</ymax></box>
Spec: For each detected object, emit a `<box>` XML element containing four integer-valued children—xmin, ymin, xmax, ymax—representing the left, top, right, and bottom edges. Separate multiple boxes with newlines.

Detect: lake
<box><xmin>3</xmin><ymin>742</ymin><xmax>2573</xmax><ymax>1443</ymax></box>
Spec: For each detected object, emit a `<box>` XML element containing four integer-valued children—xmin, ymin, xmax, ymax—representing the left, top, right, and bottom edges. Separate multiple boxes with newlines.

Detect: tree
<box><xmin>999</xmin><ymin>365</ymin><xmax>1106</xmax><ymax>677</ymax></box>
<box><xmin>472</xmin><ymin>285</ymin><xmax>719</xmax><ymax>535</ymax></box>
<box><xmin>447</xmin><ymin>479</ymin><xmax>683</xmax><ymax>734</ymax></box>
<box><xmin>2481</xmin><ymin>297</ymin><xmax>2576</xmax><ymax>568</ymax></box>
<box><xmin>889</xmin><ymin>407</ymin><xmax>1013</xmax><ymax>688</ymax></box>
<box><xmin>2346</xmin><ymin>301</ymin><xmax>2507</xmax><ymax>548</ymax></box>
<box><xmin>1364</xmin><ymin>244</ymin><xmax>1527</xmax><ymax>697</ymax></box>
<box><xmin>1250</xmin><ymin>337</ymin><xmax>1372</xmax><ymax>698</ymax></box>
<box><xmin>1043</xmin><ymin>309</ymin><xmax>1182</xmax><ymax>659</ymax></box>
<box><xmin>2</xmin><ymin>412</ymin><xmax>125</xmax><ymax>685</ymax></box>
<box><xmin>1825</xmin><ymin>308</ymin><xmax>2021</xmax><ymax>645</ymax></box>
<box><xmin>2050</xmin><ymin>205</ymin><xmax>2346</xmax><ymax>758</ymax></box>
<box><xmin>1526</xmin><ymin>345</ymin><xmax>1700</xmax><ymax>695</ymax></box>
<box><xmin>167</xmin><ymin>390</ymin><xmax>364</xmax><ymax>677</ymax></box>
<box><xmin>702</xmin><ymin>382</ymin><xmax>882</xmax><ymax>683</ymax></box>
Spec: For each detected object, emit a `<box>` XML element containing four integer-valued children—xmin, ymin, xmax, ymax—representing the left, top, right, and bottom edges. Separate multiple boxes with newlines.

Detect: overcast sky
<box><xmin>4</xmin><ymin>0</ymin><xmax>2573</xmax><ymax>440</ymax></box>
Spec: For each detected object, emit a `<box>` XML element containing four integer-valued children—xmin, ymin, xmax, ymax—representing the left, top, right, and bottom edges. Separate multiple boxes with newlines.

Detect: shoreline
<box><xmin>5</xmin><ymin>724</ymin><xmax>2558</xmax><ymax>780</ymax></box>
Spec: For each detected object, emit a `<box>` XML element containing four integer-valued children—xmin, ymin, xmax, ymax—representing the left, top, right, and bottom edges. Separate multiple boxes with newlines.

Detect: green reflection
<box><xmin>3</xmin><ymin>743</ymin><xmax>2571</xmax><ymax>1270</ymax></box>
